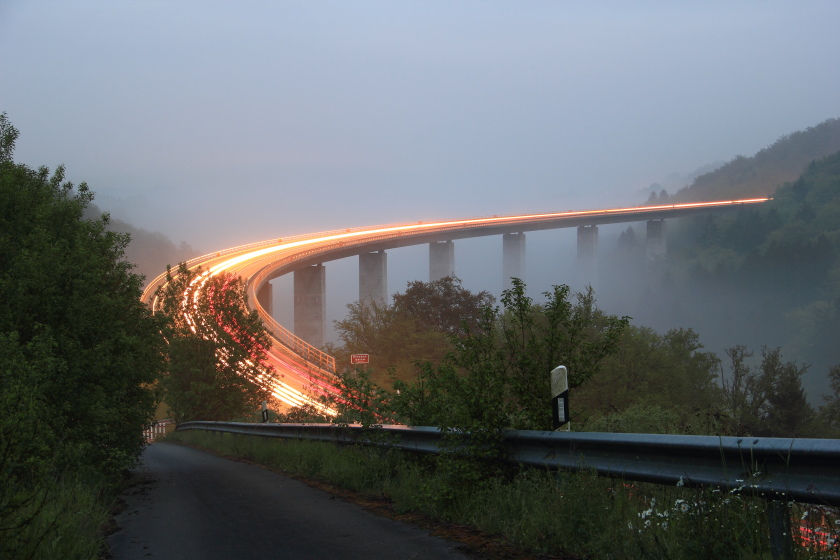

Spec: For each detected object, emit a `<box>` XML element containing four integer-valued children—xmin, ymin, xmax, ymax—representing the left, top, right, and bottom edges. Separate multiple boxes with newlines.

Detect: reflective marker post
<box><xmin>261</xmin><ymin>401</ymin><xmax>269</xmax><ymax>423</ymax></box>
<box><xmin>551</xmin><ymin>365</ymin><xmax>570</xmax><ymax>431</ymax></box>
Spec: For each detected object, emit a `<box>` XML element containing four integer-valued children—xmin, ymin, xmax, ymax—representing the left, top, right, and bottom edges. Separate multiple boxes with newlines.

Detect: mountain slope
<box><xmin>672</xmin><ymin>118</ymin><xmax>840</xmax><ymax>202</ymax></box>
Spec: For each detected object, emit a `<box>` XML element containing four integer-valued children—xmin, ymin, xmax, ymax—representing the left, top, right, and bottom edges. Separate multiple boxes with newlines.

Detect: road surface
<box><xmin>108</xmin><ymin>442</ymin><xmax>473</xmax><ymax>559</ymax></box>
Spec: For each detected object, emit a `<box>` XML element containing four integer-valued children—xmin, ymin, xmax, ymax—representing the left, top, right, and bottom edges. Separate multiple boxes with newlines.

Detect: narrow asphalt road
<box><xmin>107</xmin><ymin>442</ymin><xmax>474</xmax><ymax>560</ymax></box>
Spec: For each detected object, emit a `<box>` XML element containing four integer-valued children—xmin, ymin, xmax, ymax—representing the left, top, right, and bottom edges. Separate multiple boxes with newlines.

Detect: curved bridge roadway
<box><xmin>141</xmin><ymin>198</ymin><xmax>768</xmax><ymax>411</ymax></box>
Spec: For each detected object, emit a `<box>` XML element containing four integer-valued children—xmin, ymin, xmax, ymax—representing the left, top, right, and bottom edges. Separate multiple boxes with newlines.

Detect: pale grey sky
<box><xmin>2</xmin><ymin>0</ymin><xmax>839</xmax><ymax>253</ymax></box>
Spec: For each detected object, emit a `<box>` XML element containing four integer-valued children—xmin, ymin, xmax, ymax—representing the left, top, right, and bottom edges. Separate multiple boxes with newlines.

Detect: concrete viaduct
<box><xmin>252</xmin><ymin>199</ymin><xmax>767</xmax><ymax>348</ymax></box>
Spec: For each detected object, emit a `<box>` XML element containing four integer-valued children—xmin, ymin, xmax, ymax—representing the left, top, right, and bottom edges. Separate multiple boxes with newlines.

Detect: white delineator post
<box><xmin>551</xmin><ymin>365</ymin><xmax>570</xmax><ymax>431</ymax></box>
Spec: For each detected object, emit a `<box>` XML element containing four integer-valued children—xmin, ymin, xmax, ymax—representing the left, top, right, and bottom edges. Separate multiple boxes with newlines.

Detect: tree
<box><xmin>393</xmin><ymin>279</ymin><xmax>630</xmax><ymax>432</ymax></box>
<box><xmin>818</xmin><ymin>364</ymin><xmax>840</xmax><ymax>437</ymax></box>
<box><xmin>574</xmin><ymin>325</ymin><xmax>723</xmax><ymax>432</ymax></box>
<box><xmin>331</xmin><ymin>276</ymin><xmax>493</xmax><ymax>385</ymax></box>
<box><xmin>761</xmin><ymin>348</ymin><xmax>816</xmax><ymax>436</ymax></box>
<box><xmin>0</xmin><ymin>112</ymin><xmax>165</xmax><ymax>477</ymax></box>
<box><xmin>157</xmin><ymin>264</ymin><xmax>277</xmax><ymax>422</ymax></box>
<box><xmin>392</xmin><ymin>276</ymin><xmax>495</xmax><ymax>337</ymax></box>
<box><xmin>721</xmin><ymin>346</ymin><xmax>816</xmax><ymax>436</ymax></box>
<box><xmin>1</xmin><ymin>113</ymin><xmax>166</xmax><ymax>552</ymax></box>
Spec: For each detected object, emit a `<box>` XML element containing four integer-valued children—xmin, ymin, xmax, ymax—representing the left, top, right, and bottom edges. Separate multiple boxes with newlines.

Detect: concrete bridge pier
<box><xmin>359</xmin><ymin>251</ymin><xmax>388</xmax><ymax>305</ymax></box>
<box><xmin>294</xmin><ymin>264</ymin><xmax>326</xmax><ymax>347</ymax></box>
<box><xmin>576</xmin><ymin>225</ymin><xmax>599</xmax><ymax>288</ymax></box>
<box><xmin>502</xmin><ymin>232</ymin><xmax>525</xmax><ymax>290</ymax></box>
<box><xmin>429</xmin><ymin>241</ymin><xmax>455</xmax><ymax>281</ymax></box>
<box><xmin>257</xmin><ymin>282</ymin><xmax>273</xmax><ymax>315</ymax></box>
<box><xmin>646</xmin><ymin>219</ymin><xmax>666</xmax><ymax>262</ymax></box>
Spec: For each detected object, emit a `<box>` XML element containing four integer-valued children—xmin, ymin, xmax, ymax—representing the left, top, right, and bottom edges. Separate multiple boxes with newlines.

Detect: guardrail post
<box><xmin>766</xmin><ymin>500</ymin><xmax>794</xmax><ymax>560</ymax></box>
<box><xmin>551</xmin><ymin>365</ymin><xmax>570</xmax><ymax>431</ymax></box>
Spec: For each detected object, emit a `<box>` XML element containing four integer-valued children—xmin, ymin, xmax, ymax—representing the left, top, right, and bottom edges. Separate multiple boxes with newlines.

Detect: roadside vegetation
<box><xmin>168</xmin><ymin>429</ymin><xmax>839</xmax><ymax>559</ymax></box>
<box><xmin>316</xmin><ymin>274</ymin><xmax>839</xmax><ymax>439</ymax></box>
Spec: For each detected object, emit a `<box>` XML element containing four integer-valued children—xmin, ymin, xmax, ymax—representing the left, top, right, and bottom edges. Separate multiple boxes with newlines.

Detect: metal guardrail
<box><xmin>176</xmin><ymin>422</ymin><xmax>840</xmax><ymax>507</ymax></box>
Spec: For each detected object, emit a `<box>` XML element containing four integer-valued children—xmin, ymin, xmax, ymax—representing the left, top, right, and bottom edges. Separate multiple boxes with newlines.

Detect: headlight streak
<box><xmin>204</xmin><ymin>199</ymin><xmax>771</xmax><ymax>281</ymax></box>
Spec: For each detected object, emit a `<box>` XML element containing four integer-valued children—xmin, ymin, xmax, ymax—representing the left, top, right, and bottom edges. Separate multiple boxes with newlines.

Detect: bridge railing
<box><xmin>258</xmin><ymin>310</ymin><xmax>337</xmax><ymax>374</ymax></box>
<box><xmin>175</xmin><ymin>421</ymin><xmax>840</xmax><ymax>508</ymax></box>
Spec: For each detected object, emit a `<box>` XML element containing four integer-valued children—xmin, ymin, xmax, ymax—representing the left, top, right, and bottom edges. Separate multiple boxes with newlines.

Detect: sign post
<box><xmin>551</xmin><ymin>365</ymin><xmax>570</xmax><ymax>431</ymax></box>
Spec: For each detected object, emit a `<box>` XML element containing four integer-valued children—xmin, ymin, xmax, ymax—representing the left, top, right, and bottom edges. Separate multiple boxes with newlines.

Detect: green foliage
<box><xmin>323</xmin><ymin>367</ymin><xmax>396</xmax><ymax>427</ymax></box>
<box><xmin>575</xmin><ymin>325</ymin><xmax>724</xmax><ymax>432</ymax></box>
<box><xmin>331</xmin><ymin>280</ymin><xmax>630</xmax><ymax>497</ymax></box>
<box><xmin>721</xmin><ymin>346</ymin><xmax>817</xmax><ymax>437</ymax></box>
<box><xmin>330</xmin><ymin>276</ymin><xmax>494</xmax><ymax>385</ymax></box>
<box><xmin>0</xmin><ymin>477</ymin><xmax>109</xmax><ymax>560</ymax></box>
<box><xmin>0</xmin><ymin>112</ymin><xmax>165</xmax><ymax>474</ymax></box>
<box><xmin>274</xmin><ymin>403</ymin><xmax>331</xmax><ymax>423</ymax></box>
<box><xmin>329</xmin><ymin>299</ymin><xmax>449</xmax><ymax>385</ymax></box>
<box><xmin>392</xmin><ymin>276</ymin><xmax>496</xmax><ymax>336</ymax></box>
<box><xmin>157</xmin><ymin>263</ymin><xmax>278</xmax><ymax>422</ymax></box>
<box><xmin>580</xmin><ymin>404</ymin><xmax>684</xmax><ymax>434</ymax></box>
<box><xmin>0</xmin><ymin>113</ymin><xmax>165</xmax><ymax>557</ymax></box>
<box><xmin>0</xmin><ymin>111</ymin><xmax>19</xmax><ymax>163</ymax></box>
<box><xmin>393</xmin><ymin>279</ymin><xmax>629</xmax><ymax>432</ymax></box>
<box><xmin>818</xmin><ymin>364</ymin><xmax>840</xmax><ymax>437</ymax></box>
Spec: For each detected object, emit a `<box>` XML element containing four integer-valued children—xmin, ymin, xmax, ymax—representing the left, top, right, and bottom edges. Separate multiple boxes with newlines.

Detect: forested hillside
<box><xmin>670</xmin><ymin>118</ymin><xmax>840</xmax><ymax>202</ymax></box>
<box><xmin>613</xmin><ymin>146</ymin><xmax>840</xmax><ymax>403</ymax></box>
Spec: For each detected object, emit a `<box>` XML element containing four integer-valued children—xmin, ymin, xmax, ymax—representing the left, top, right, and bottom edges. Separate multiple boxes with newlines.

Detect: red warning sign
<box><xmin>350</xmin><ymin>354</ymin><xmax>370</xmax><ymax>364</ymax></box>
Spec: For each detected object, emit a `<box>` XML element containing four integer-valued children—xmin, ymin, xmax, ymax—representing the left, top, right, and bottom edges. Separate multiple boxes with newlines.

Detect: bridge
<box><xmin>141</xmin><ymin>198</ymin><xmax>768</xmax><ymax>411</ymax></box>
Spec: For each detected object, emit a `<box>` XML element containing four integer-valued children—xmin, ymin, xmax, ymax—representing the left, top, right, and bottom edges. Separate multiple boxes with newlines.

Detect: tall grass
<box><xmin>168</xmin><ymin>431</ymin><xmax>839</xmax><ymax>559</ymax></box>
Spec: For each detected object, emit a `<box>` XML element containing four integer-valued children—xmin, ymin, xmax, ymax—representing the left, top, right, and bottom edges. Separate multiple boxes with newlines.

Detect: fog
<box><xmin>3</xmin><ymin>2</ymin><xmax>839</xmax><ymax>355</ymax></box>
